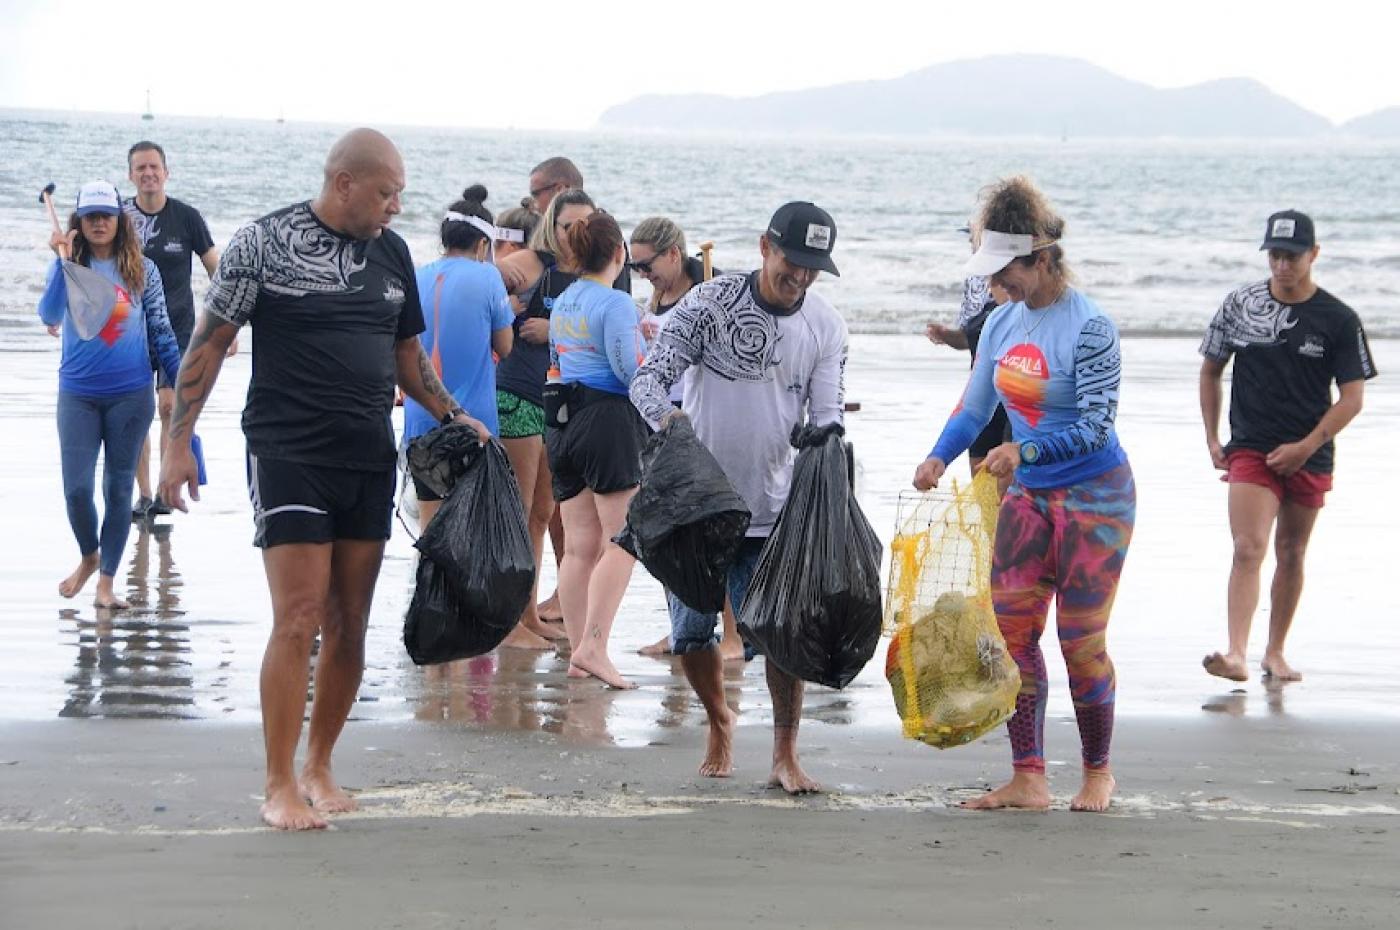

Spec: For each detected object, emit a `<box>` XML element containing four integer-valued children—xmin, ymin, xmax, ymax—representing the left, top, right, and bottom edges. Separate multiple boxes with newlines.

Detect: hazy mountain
<box><xmin>599</xmin><ymin>55</ymin><xmax>1335</xmax><ymax>138</ymax></box>
<box><xmin>1340</xmin><ymin>107</ymin><xmax>1400</xmax><ymax>137</ymax></box>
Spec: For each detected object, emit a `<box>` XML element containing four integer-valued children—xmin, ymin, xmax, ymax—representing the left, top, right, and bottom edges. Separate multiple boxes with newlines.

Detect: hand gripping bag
<box><xmin>614</xmin><ymin>417</ymin><xmax>751</xmax><ymax>614</ymax></box>
<box><xmin>737</xmin><ymin>424</ymin><xmax>883</xmax><ymax>689</ymax></box>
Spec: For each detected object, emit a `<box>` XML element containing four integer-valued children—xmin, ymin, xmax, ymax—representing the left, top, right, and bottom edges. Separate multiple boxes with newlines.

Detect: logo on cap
<box><xmin>804</xmin><ymin>224</ymin><xmax>831</xmax><ymax>251</ymax></box>
<box><xmin>1271</xmin><ymin>218</ymin><xmax>1297</xmax><ymax>239</ymax></box>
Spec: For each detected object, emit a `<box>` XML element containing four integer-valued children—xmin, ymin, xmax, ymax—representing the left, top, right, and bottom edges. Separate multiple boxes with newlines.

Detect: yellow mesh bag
<box><xmin>884</xmin><ymin>471</ymin><xmax>1020</xmax><ymax>748</ymax></box>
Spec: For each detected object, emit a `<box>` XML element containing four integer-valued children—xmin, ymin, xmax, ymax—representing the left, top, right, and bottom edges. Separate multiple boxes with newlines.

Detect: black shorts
<box><xmin>154</xmin><ymin>324</ymin><xmax>193</xmax><ymax>389</ymax></box>
<box><xmin>545</xmin><ymin>394</ymin><xmax>648</xmax><ymax>503</ymax></box>
<box><xmin>246</xmin><ymin>452</ymin><xmax>395</xmax><ymax>548</ymax></box>
<box><xmin>969</xmin><ymin>404</ymin><xmax>1013</xmax><ymax>459</ymax></box>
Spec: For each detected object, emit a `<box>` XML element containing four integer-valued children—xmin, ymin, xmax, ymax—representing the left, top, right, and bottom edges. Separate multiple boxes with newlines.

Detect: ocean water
<box><xmin>2</xmin><ymin>108</ymin><xmax>1400</xmax><ymax>345</ymax></box>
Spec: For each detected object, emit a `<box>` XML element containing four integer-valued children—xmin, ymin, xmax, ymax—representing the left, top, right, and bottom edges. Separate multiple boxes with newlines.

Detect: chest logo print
<box><xmin>383</xmin><ymin>280</ymin><xmax>406</xmax><ymax>305</ymax></box>
<box><xmin>1298</xmin><ymin>335</ymin><xmax>1326</xmax><ymax>358</ymax></box>
<box><xmin>995</xmin><ymin>342</ymin><xmax>1050</xmax><ymax>427</ymax></box>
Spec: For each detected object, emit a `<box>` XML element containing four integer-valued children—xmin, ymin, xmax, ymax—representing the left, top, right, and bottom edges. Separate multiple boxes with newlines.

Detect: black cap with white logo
<box><xmin>766</xmin><ymin>201</ymin><xmax>840</xmax><ymax>276</ymax></box>
<box><xmin>1260</xmin><ymin>209</ymin><xmax>1315</xmax><ymax>254</ymax></box>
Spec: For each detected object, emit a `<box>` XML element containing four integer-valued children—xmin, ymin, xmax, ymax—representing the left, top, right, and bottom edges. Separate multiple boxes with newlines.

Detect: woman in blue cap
<box><xmin>38</xmin><ymin>181</ymin><xmax>181</xmax><ymax>608</ymax></box>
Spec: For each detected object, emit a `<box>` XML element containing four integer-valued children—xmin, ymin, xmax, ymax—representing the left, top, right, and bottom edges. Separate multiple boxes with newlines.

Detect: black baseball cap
<box><xmin>1260</xmin><ymin>210</ymin><xmax>1315</xmax><ymax>254</ymax></box>
<box><xmin>766</xmin><ymin>201</ymin><xmax>840</xmax><ymax>276</ymax></box>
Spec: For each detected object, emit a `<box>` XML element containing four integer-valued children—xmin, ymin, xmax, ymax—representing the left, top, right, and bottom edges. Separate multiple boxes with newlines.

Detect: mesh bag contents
<box><xmin>884</xmin><ymin>471</ymin><xmax>1020</xmax><ymax>748</ymax></box>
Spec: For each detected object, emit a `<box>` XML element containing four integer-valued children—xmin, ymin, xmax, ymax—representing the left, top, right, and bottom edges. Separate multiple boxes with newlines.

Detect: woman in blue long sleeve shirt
<box><xmin>913</xmin><ymin>177</ymin><xmax>1135</xmax><ymax>814</ymax></box>
<box><xmin>39</xmin><ymin>181</ymin><xmax>182</xmax><ymax>609</ymax></box>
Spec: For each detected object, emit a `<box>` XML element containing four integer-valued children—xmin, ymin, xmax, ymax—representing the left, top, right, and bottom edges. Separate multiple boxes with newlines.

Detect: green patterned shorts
<box><xmin>496</xmin><ymin>389</ymin><xmax>545</xmax><ymax>439</ymax></box>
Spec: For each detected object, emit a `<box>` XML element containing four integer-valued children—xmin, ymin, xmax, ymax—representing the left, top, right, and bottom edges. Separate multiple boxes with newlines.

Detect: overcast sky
<box><xmin>1</xmin><ymin>0</ymin><xmax>1394</xmax><ymax>129</ymax></box>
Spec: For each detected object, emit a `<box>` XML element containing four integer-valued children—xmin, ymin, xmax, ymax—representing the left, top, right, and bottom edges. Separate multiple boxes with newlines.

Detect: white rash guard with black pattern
<box><xmin>630</xmin><ymin>271</ymin><xmax>848</xmax><ymax>536</ymax></box>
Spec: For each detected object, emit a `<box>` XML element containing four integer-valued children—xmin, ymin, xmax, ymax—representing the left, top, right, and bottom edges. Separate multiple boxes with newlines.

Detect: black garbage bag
<box><xmin>737</xmin><ymin>423</ymin><xmax>883</xmax><ymax>689</ymax></box>
<box><xmin>614</xmin><ymin>417</ymin><xmax>751</xmax><ymax>614</ymax></box>
<box><xmin>403</xmin><ymin>434</ymin><xmax>535</xmax><ymax>665</ymax></box>
<box><xmin>406</xmin><ymin>421</ymin><xmax>483</xmax><ymax>500</ymax></box>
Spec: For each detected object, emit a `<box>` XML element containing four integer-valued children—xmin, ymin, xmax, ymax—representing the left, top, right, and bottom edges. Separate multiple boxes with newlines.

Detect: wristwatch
<box><xmin>440</xmin><ymin>407</ymin><xmax>464</xmax><ymax>426</ymax></box>
<box><xmin>1019</xmin><ymin>441</ymin><xmax>1041</xmax><ymax>465</ymax></box>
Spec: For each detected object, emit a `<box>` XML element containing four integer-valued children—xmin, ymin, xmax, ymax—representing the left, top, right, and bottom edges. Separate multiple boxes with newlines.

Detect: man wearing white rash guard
<box><xmin>631</xmin><ymin>201</ymin><xmax>847</xmax><ymax>794</ymax></box>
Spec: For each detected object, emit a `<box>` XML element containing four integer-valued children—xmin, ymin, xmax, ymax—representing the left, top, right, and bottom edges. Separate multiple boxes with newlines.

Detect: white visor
<box><xmin>964</xmin><ymin>230</ymin><xmax>1035</xmax><ymax>277</ymax></box>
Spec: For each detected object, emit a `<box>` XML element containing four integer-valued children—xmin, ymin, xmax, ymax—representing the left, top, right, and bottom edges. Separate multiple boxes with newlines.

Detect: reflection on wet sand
<box><xmin>1201</xmin><ymin>678</ymin><xmax>1294</xmax><ymax>717</ymax></box>
<box><xmin>61</xmin><ymin>525</ymin><xmax>195</xmax><ymax>718</ymax></box>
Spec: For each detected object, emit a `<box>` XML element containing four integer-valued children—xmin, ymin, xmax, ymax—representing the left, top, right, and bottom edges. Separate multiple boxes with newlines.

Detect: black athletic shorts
<box><xmin>545</xmin><ymin>393</ymin><xmax>648</xmax><ymax>503</ymax></box>
<box><xmin>246</xmin><ymin>452</ymin><xmax>395</xmax><ymax>548</ymax></box>
<box><xmin>968</xmin><ymin>404</ymin><xmax>1013</xmax><ymax>459</ymax></box>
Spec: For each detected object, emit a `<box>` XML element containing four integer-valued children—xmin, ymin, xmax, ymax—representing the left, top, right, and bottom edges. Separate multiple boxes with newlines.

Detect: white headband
<box><xmin>495</xmin><ymin>227</ymin><xmax>525</xmax><ymax>244</ymax></box>
<box><xmin>444</xmin><ymin>211</ymin><xmax>500</xmax><ymax>260</ymax></box>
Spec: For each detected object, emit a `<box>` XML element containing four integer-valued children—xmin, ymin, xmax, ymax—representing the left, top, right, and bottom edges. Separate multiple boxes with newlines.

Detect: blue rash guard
<box><xmin>37</xmin><ymin>256</ymin><xmax>182</xmax><ymax>396</ymax></box>
<box><xmin>404</xmin><ymin>256</ymin><xmax>514</xmax><ymax>442</ymax></box>
<box><xmin>929</xmin><ymin>287</ymin><xmax>1128</xmax><ymax>489</ymax></box>
<box><xmin>549</xmin><ymin>278</ymin><xmax>645</xmax><ymax>395</ymax></box>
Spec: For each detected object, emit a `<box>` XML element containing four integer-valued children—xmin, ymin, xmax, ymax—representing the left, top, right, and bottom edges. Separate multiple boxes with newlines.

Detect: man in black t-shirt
<box><xmin>158</xmin><ymin>129</ymin><xmax>487</xmax><ymax>832</ymax></box>
<box><xmin>125</xmin><ymin>141</ymin><xmax>225</xmax><ymax>517</ymax></box>
<box><xmin>1200</xmin><ymin>210</ymin><xmax>1377</xmax><ymax>685</ymax></box>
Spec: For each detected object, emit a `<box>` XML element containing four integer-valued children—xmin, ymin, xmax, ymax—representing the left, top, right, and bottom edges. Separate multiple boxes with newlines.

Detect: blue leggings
<box><xmin>57</xmin><ymin>388</ymin><xmax>154</xmax><ymax>577</ymax></box>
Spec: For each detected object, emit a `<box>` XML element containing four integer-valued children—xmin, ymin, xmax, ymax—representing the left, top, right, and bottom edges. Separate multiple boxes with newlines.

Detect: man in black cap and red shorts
<box><xmin>631</xmin><ymin>202</ymin><xmax>848</xmax><ymax>793</ymax></box>
<box><xmin>1200</xmin><ymin>210</ymin><xmax>1377</xmax><ymax>683</ymax></box>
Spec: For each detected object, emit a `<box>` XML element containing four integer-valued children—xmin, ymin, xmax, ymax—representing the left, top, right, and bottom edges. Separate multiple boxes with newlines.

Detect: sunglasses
<box><xmin>628</xmin><ymin>250</ymin><xmax>668</xmax><ymax>275</ymax></box>
<box><xmin>531</xmin><ymin>181</ymin><xmax>563</xmax><ymax>200</ymax></box>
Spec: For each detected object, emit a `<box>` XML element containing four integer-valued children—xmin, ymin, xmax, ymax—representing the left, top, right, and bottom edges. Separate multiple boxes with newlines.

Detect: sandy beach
<box><xmin>1</xmin><ymin>333</ymin><xmax>1396</xmax><ymax>928</ymax></box>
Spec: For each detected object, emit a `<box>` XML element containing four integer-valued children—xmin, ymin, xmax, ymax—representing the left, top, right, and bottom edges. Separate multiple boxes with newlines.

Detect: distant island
<box><xmin>599</xmin><ymin>55</ymin><xmax>1400</xmax><ymax>139</ymax></box>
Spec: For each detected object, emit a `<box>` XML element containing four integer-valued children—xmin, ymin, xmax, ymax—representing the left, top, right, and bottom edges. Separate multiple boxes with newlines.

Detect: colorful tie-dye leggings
<box><xmin>991</xmin><ymin>462</ymin><xmax>1136</xmax><ymax>773</ymax></box>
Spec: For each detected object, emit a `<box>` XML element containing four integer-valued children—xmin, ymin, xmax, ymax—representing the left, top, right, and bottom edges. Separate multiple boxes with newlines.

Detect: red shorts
<box><xmin>1224</xmin><ymin>449</ymin><xmax>1332</xmax><ymax>509</ymax></box>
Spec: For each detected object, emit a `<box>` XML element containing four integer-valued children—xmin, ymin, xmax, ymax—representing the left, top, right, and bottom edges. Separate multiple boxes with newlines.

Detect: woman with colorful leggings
<box><xmin>914</xmin><ymin>176</ymin><xmax>1134</xmax><ymax>812</ymax></box>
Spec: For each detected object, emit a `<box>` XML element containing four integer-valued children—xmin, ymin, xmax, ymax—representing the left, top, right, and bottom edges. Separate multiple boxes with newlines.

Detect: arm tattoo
<box><xmin>168</xmin><ymin>315</ymin><xmax>231</xmax><ymax>443</ymax></box>
<box><xmin>413</xmin><ymin>345</ymin><xmax>456</xmax><ymax>416</ymax></box>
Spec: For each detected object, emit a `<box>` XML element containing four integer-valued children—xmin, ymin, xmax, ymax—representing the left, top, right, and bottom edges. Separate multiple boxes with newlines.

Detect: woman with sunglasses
<box><xmin>38</xmin><ymin>181</ymin><xmax>182</xmax><ymax>609</ymax></box>
<box><xmin>912</xmin><ymin>176</ymin><xmax>1134</xmax><ymax>813</ymax></box>
<box><xmin>492</xmin><ymin>189</ymin><xmax>597</xmax><ymax>648</ymax></box>
<box><xmin>628</xmin><ymin>217</ymin><xmax>749</xmax><ymax>662</ymax></box>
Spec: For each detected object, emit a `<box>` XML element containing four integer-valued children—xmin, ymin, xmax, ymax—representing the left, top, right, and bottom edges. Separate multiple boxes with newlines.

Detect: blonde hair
<box><xmin>630</xmin><ymin>216</ymin><xmax>686</xmax><ymax>256</ymax></box>
<box><xmin>528</xmin><ymin>188</ymin><xmax>595</xmax><ymax>257</ymax></box>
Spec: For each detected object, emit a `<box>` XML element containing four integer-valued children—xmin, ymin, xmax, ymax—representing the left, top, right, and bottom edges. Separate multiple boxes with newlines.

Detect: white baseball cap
<box><xmin>964</xmin><ymin>229</ymin><xmax>1035</xmax><ymax>277</ymax></box>
<box><xmin>76</xmin><ymin>180</ymin><xmax>121</xmax><ymax>217</ymax></box>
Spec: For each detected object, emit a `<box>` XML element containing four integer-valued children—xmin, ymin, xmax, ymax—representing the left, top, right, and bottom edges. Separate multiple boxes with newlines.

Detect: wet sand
<box><xmin>1</xmin><ymin>334</ymin><xmax>1397</xmax><ymax>927</ymax></box>
<box><xmin>2</xmin><ymin>717</ymin><xmax>1397</xmax><ymax>928</ymax></box>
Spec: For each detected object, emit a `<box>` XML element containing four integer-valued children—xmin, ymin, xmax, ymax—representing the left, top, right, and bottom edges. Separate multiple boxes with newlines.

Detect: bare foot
<box><xmin>299</xmin><ymin>767</ymin><xmax>357</xmax><ymax>814</ymax></box>
<box><xmin>1070</xmin><ymin>769</ymin><xmax>1116</xmax><ymax>812</ymax></box>
<box><xmin>566</xmin><ymin>665</ymin><xmax>591</xmax><ymax>679</ymax></box>
<box><xmin>537</xmin><ymin>594</ymin><xmax>562</xmax><ymax>622</ymax></box>
<box><xmin>58</xmin><ymin>554</ymin><xmax>99</xmax><ymax>599</ymax></box>
<box><xmin>93</xmin><ymin>576</ymin><xmax>130</xmax><ymax>610</ymax></box>
<box><xmin>960</xmin><ymin>771</ymin><xmax>1052</xmax><ymax>810</ymax></box>
<box><xmin>522</xmin><ymin>618</ymin><xmax>568</xmax><ymax>642</ymax></box>
<box><xmin>700</xmin><ymin>709</ymin><xmax>736</xmax><ymax>778</ymax></box>
<box><xmin>1202</xmin><ymin>651</ymin><xmax>1249</xmax><ymax>682</ymax></box>
<box><xmin>719</xmin><ymin>638</ymin><xmax>746</xmax><ymax>663</ymax></box>
<box><xmin>768</xmin><ymin>754</ymin><xmax>821</xmax><ymax>794</ymax></box>
<box><xmin>499</xmin><ymin>626</ymin><xmax>555</xmax><ymax>651</ymax></box>
<box><xmin>638</xmin><ymin>634</ymin><xmax>672</xmax><ymax>657</ymax></box>
<box><xmin>568</xmin><ymin>650</ymin><xmax>636</xmax><ymax>690</ymax></box>
<box><xmin>1261</xmin><ymin>654</ymin><xmax>1303</xmax><ymax>682</ymax></box>
<box><xmin>261</xmin><ymin>783</ymin><xmax>328</xmax><ymax>830</ymax></box>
